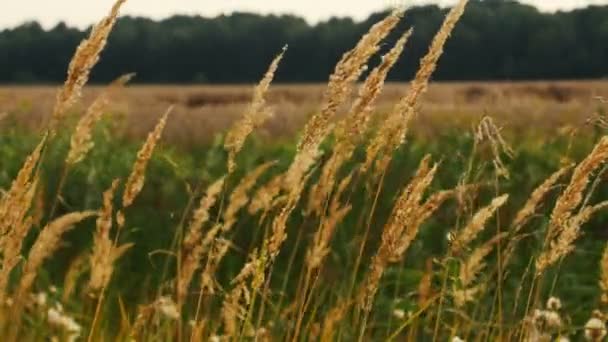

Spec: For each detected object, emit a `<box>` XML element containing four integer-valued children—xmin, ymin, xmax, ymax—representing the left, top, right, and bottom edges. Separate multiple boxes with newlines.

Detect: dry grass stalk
<box><xmin>453</xmin><ymin>283</ymin><xmax>486</xmax><ymax>308</ymax></box>
<box><xmin>263</xmin><ymin>12</ymin><xmax>404</xmax><ymax>283</ymax></box>
<box><xmin>221</xmin><ymin>246</ymin><xmax>267</xmax><ymax>336</ymax></box>
<box><xmin>18</xmin><ymin>211</ymin><xmax>97</xmax><ymax>298</ymax></box>
<box><xmin>283</xmin><ymin>10</ymin><xmax>402</xmax><ymax>199</ymax></box>
<box><xmin>475</xmin><ymin>116</ymin><xmax>514</xmax><ymax>179</ymax></box>
<box><xmin>297</xmin><ymin>9</ymin><xmax>402</xmax><ymax>155</ymax></box>
<box><xmin>63</xmin><ymin>253</ymin><xmax>89</xmax><ymax>302</ymax></box>
<box><xmin>223</xmin><ymin>161</ymin><xmax>276</xmax><ymax>232</ymax></box>
<box><xmin>600</xmin><ymin>244</ymin><xmax>608</xmax><ymax>304</ymax></box>
<box><xmin>306</xmin><ymin>174</ymin><xmax>353</xmax><ymax>271</ymax></box>
<box><xmin>248</xmin><ymin>173</ymin><xmax>284</xmax><ymax>215</ymax></box>
<box><xmin>183</xmin><ymin>177</ymin><xmax>226</xmax><ymax>253</ymax></box>
<box><xmin>222</xmin><ymin>282</ymin><xmax>250</xmax><ymax>336</ymax></box>
<box><xmin>459</xmin><ymin>233</ymin><xmax>506</xmax><ymax>289</ymax></box>
<box><xmin>130</xmin><ymin>301</ymin><xmax>156</xmax><ymax>339</ymax></box>
<box><xmin>547</xmin><ymin>136</ymin><xmax>608</xmax><ymax>242</ymax></box>
<box><xmin>0</xmin><ymin>136</ymin><xmax>46</xmax><ymax>236</ymax></box>
<box><xmin>0</xmin><ymin>138</ymin><xmax>47</xmax><ymax>303</ymax></box>
<box><xmin>363</xmin><ymin>0</ymin><xmax>469</xmax><ymax>176</ymax></box>
<box><xmin>177</xmin><ymin>177</ymin><xmax>225</xmax><ymax>303</ymax></box>
<box><xmin>66</xmin><ymin>74</ymin><xmax>134</xmax><ymax>165</ymax></box>
<box><xmin>0</xmin><ymin>181</ymin><xmax>37</xmax><ymax>303</ymax></box>
<box><xmin>200</xmin><ymin>237</ymin><xmax>231</xmax><ymax>296</ymax></box>
<box><xmin>308</xmin><ymin>29</ymin><xmax>413</xmax><ymax>215</ymax></box>
<box><xmin>225</xmin><ymin>47</ymin><xmax>286</xmax><ymax>174</ymax></box>
<box><xmin>502</xmin><ymin>165</ymin><xmax>572</xmax><ymax>266</ymax></box>
<box><xmin>180</xmin><ymin>163</ymin><xmax>275</xmax><ymax>303</ymax></box>
<box><xmin>535</xmin><ymin>136</ymin><xmax>608</xmax><ymax>274</ymax></box>
<box><xmin>49</xmin><ymin>0</ymin><xmax>127</xmax><ymax>131</ymax></box>
<box><xmin>536</xmin><ymin>201</ymin><xmax>608</xmax><ymax>274</ymax></box>
<box><xmin>449</xmin><ymin>194</ymin><xmax>509</xmax><ymax>255</ymax></box>
<box><xmin>89</xmin><ymin>180</ymin><xmax>133</xmax><ymax>294</ymax></box>
<box><xmin>358</xmin><ymin>156</ymin><xmax>439</xmax><ymax>312</ymax></box>
<box><xmin>390</xmin><ymin>188</ymin><xmax>456</xmax><ymax>261</ymax></box>
<box><xmin>320</xmin><ymin>299</ymin><xmax>352</xmax><ymax>342</ymax></box>
<box><xmin>511</xmin><ymin>165</ymin><xmax>573</xmax><ymax>232</ymax></box>
<box><xmin>268</xmin><ymin>174</ymin><xmax>309</xmax><ymax>260</ymax></box>
<box><xmin>122</xmin><ymin>107</ymin><xmax>172</xmax><ymax>209</ymax></box>
<box><xmin>418</xmin><ymin>258</ymin><xmax>434</xmax><ymax>307</ymax></box>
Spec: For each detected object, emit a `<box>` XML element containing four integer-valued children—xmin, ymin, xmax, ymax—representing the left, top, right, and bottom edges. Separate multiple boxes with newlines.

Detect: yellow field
<box><xmin>1</xmin><ymin>81</ymin><xmax>606</xmax><ymax>146</ymax></box>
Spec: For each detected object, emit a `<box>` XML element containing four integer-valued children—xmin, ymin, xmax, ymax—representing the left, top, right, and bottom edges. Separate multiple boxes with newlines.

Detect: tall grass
<box><xmin>1</xmin><ymin>0</ymin><xmax>608</xmax><ymax>341</ymax></box>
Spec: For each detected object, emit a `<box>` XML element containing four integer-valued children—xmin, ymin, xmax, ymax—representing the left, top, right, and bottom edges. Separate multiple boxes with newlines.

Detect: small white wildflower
<box><xmin>547</xmin><ymin>296</ymin><xmax>562</xmax><ymax>311</ymax></box>
<box><xmin>392</xmin><ymin>309</ymin><xmax>405</xmax><ymax>319</ymax></box>
<box><xmin>585</xmin><ymin>317</ymin><xmax>607</xmax><ymax>341</ymax></box>
<box><xmin>49</xmin><ymin>286</ymin><xmax>58</xmax><ymax>294</ymax></box>
<box><xmin>446</xmin><ymin>232</ymin><xmax>455</xmax><ymax>242</ymax></box>
<box><xmin>156</xmin><ymin>296</ymin><xmax>179</xmax><ymax>320</ymax></box>
<box><xmin>452</xmin><ymin>336</ymin><xmax>465</xmax><ymax>342</ymax></box>
<box><xmin>256</xmin><ymin>327</ymin><xmax>268</xmax><ymax>337</ymax></box>
<box><xmin>544</xmin><ymin>310</ymin><xmax>562</xmax><ymax>329</ymax></box>
<box><xmin>47</xmin><ymin>307</ymin><xmax>81</xmax><ymax>341</ymax></box>
<box><xmin>5</xmin><ymin>298</ymin><xmax>13</xmax><ymax>307</ymax></box>
<box><xmin>209</xmin><ymin>336</ymin><xmax>221</xmax><ymax>342</ymax></box>
<box><xmin>556</xmin><ymin>336</ymin><xmax>570</xmax><ymax>342</ymax></box>
<box><xmin>34</xmin><ymin>292</ymin><xmax>47</xmax><ymax>306</ymax></box>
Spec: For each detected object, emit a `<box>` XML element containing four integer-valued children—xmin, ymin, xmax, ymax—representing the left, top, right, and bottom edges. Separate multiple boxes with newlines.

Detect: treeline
<box><xmin>1</xmin><ymin>0</ymin><xmax>608</xmax><ymax>83</ymax></box>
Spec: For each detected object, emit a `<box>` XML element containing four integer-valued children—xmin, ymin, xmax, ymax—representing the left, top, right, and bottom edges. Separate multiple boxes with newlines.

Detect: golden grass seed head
<box><xmin>512</xmin><ymin>164</ymin><xmax>573</xmax><ymax>232</ymax></box>
<box><xmin>459</xmin><ymin>233</ymin><xmax>506</xmax><ymax>288</ymax></box>
<box><xmin>248</xmin><ymin>173</ymin><xmax>284</xmax><ymax>215</ymax></box>
<box><xmin>297</xmin><ymin>9</ymin><xmax>402</xmax><ymax>156</ymax></box>
<box><xmin>50</xmin><ymin>0</ymin><xmax>127</xmax><ymax>131</ymax></box>
<box><xmin>19</xmin><ymin>211</ymin><xmax>97</xmax><ymax>299</ymax></box>
<box><xmin>363</xmin><ymin>0</ymin><xmax>469</xmax><ymax>176</ymax></box>
<box><xmin>549</xmin><ymin>136</ymin><xmax>608</xmax><ymax>241</ymax></box>
<box><xmin>450</xmin><ymin>194</ymin><xmax>509</xmax><ymax>255</ymax></box>
<box><xmin>225</xmin><ymin>47</ymin><xmax>286</xmax><ymax>174</ymax></box>
<box><xmin>66</xmin><ymin>74</ymin><xmax>134</xmax><ymax>165</ymax></box>
<box><xmin>536</xmin><ymin>201</ymin><xmax>608</xmax><ymax>274</ymax></box>
<box><xmin>89</xmin><ymin>180</ymin><xmax>133</xmax><ymax>294</ymax></box>
<box><xmin>223</xmin><ymin>161</ymin><xmax>276</xmax><ymax>232</ymax></box>
<box><xmin>122</xmin><ymin>106</ymin><xmax>171</xmax><ymax>208</ymax></box>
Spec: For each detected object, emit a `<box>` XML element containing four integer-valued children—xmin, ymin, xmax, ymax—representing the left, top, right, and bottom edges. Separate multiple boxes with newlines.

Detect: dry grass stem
<box><xmin>359</xmin><ymin>156</ymin><xmax>438</xmax><ymax>312</ymax></box>
<box><xmin>459</xmin><ymin>233</ymin><xmax>506</xmax><ymax>289</ymax></box>
<box><xmin>449</xmin><ymin>194</ymin><xmax>509</xmax><ymax>255</ymax></box>
<box><xmin>308</xmin><ymin>29</ymin><xmax>413</xmax><ymax>215</ymax></box>
<box><xmin>363</xmin><ymin>0</ymin><xmax>469</xmax><ymax>176</ymax></box>
<box><xmin>512</xmin><ymin>165</ymin><xmax>573</xmax><ymax>232</ymax></box>
<box><xmin>49</xmin><ymin>0</ymin><xmax>127</xmax><ymax>131</ymax></box>
<box><xmin>536</xmin><ymin>201</ymin><xmax>608</xmax><ymax>274</ymax></box>
<box><xmin>306</xmin><ymin>174</ymin><xmax>353</xmax><ymax>271</ymax></box>
<box><xmin>223</xmin><ymin>161</ymin><xmax>276</xmax><ymax>232</ymax></box>
<box><xmin>547</xmin><ymin>136</ymin><xmax>608</xmax><ymax>241</ymax></box>
<box><xmin>178</xmin><ymin>177</ymin><xmax>225</xmax><ymax>303</ymax></box>
<box><xmin>225</xmin><ymin>47</ymin><xmax>286</xmax><ymax>174</ymax></box>
<box><xmin>18</xmin><ymin>211</ymin><xmax>97</xmax><ymax>298</ymax></box>
<box><xmin>66</xmin><ymin>74</ymin><xmax>134</xmax><ymax>165</ymax></box>
<box><xmin>122</xmin><ymin>107</ymin><xmax>172</xmax><ymax>208</ymax></box>
<box><xmin>297</xmin><ymin>9</ymin><xmax>402</xmax><ymax>155</ymax></box>
<box><xmin>89</xmin><ymin>180</ymin><xmax>133</xmax><ymax>294</ymax></box>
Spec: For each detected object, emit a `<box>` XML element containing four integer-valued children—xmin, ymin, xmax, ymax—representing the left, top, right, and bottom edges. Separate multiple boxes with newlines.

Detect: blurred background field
<box><xmin>2</xmin><ymin>81</ymin><xmax>607</xmax><ymax>146</ymax></box>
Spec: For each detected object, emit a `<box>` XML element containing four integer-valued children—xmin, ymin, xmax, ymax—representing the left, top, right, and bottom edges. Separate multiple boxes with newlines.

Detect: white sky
<box><xmin>2</xmin><ymin>0</ymin><xmax>607</xmax><ymax>29</ymax></box>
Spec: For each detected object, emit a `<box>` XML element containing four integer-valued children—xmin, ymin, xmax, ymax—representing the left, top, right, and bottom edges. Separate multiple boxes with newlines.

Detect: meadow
<box><xmin>1</xmin><ymin>0</ymin><xmax>608</xmax><ymax>341</ymax></box>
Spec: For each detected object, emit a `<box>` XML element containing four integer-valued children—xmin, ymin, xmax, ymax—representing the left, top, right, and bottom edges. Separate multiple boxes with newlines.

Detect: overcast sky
<box><xmin>2</xmin><ymin>0</ymin><xmax>607</xmax><ymax>29</ymax></box>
